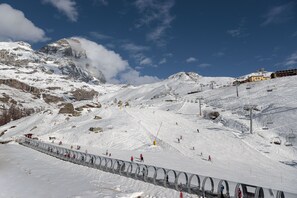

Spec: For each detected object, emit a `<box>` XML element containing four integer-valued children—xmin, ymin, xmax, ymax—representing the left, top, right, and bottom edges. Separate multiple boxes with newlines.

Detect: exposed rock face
<box><xmin>0</xmin><ymin>79</ymin><xmax>41</xmax><ymax>95</ymax></box>
<box><xmin>58</xmin><ymin>103</ymin><xmax>75</xmax><ymax>114</ymax></box>
<box><xmin>0</xmin><ymin>39</ymin><xmax>106</xmax><ymax>84</ymax></box>
<box><xmin>89</xmin><ymin>127</ymin><xmax>103</xmax><ymax>133</ymax></box>
<box><xmin>42</xmin><ymin>94</ymin><xmax>64</xmax><ymax>104</ymax></box>
<box><xmin>39</xmin><ymin>38</ymin><xmax>106</xmax><ymax>83</ymax></box>
<box><xmin>39</xmin><ymin>39</ymin><xmax>87</xmax><ymax>58</ymax></box>
<box><xmin>71</xmin><ymin>88</ymin><xmax>98</xmax><ymax>101</ymax></box>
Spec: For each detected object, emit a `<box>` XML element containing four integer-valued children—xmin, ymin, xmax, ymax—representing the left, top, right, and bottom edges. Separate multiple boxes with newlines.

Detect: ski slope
<box><xmin>1</xmin><ymin>72</ymin><xmax>297</xmax><ymax>197</ymax></box>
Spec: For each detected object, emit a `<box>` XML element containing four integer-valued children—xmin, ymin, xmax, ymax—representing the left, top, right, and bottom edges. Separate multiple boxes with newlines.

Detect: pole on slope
<box><xmin>154</xmin><ymin>122</ymin><xmax>162</xmax><ymax>145</ymax></box>
<box><xmin>244</xmin><ymin>105</ymin><xmax>259</xmax><ymax>134</ymax></box>
<box><xmin>197</xmin><ymin>97</ymin><xmax>203</xmax><ymax>116</ymax></box>
<box><xmin>234</xmin><ymin>81</ymin><xmax>240</xmax><ymax>97</ymax></box>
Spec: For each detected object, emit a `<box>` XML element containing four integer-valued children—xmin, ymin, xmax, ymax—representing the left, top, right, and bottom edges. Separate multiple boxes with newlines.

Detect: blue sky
<box><xmin>0</xmin><ymin>0</ymin><xmax>297</xmax><ymax>81</ymax></box>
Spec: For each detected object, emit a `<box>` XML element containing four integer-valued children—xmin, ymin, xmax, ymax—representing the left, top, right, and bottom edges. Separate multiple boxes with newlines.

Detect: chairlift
<box><xmin>266</xmin><ymin>86</ymin><xmax>273</xmax><ymax>92</ymax></box>
<box><xmin>246</xmin><ymin>85</ymin><xmax>251</xmax><ymax>90</ymax></box>
<box><xmin>284</xmin><ymin>141</ymin><xmax>292</xmax><ymax>146</ymax></box>
<box><xmin>262</xmin><ymin>126</ymin><xmax>269</xmax><ymax>130</ymax></box>
<box><xmin>270</xmin><ymin>137</ymin><xmax>281</xmax><ymax>145</ymax></box>
<box><xmin>266</xmin><ymin>116</ymin><xmax>273</xmax><ymax>124</ymax></box>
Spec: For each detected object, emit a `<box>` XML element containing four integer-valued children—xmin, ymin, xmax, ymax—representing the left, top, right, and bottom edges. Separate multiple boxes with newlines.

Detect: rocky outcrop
<box><xmin>58</xmin><ymin>103</ymin><xmax>75</xmax><ymax>114</ymax></box>
<box><xmin>42</xmin><ymin>93</ymin><xmax>64</xmax><ymax>104</ymax></box>
<box><xmin>89</xmin><ymin>127</ymin><xmax>103</xmax><ymax>133</ymax></box>
<box><xmin>71</xmin><ymin>88</ymin><xmax>98</xmax><ymax>101</ymax></box>
<box><xmin>39</xmin><ymin>39</ymin><xmax>87</xmax><ymax>58</ymax></box>
<box><xmin>0</xmin><ymin>79</ymin><xmax>41</xmax><ymax>95</ymax></box>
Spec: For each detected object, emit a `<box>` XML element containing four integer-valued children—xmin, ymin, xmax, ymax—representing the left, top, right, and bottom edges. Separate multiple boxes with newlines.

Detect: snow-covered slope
<box><xmin>1</xmin><ymin>45</ymin><xmax>297</xmax><ymax>198</ymax></box>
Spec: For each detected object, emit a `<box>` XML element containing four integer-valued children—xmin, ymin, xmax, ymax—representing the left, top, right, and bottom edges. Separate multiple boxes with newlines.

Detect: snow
<box><xmin>0</xmin><ymin>44</ymin><xmax>297</xmax><ymax>197</ymax></box>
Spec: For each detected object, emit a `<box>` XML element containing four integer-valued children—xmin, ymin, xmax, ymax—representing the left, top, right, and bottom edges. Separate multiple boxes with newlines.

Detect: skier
<box><xmin>142</xmin><ymin>167</ymin><xmax>146</xmax><ymax>177</ymax></box>
<box><xmin>106</xmin><ymin>150</ymin><xmax>108</xmax><ymax>156</ymax></box>
<box><xmin>208</xmin><ymin>155</ymin><xmax>211</xmax><ymax>161</ymax></box>
<box><xmin>130</xmin><ymin>156</ymin><xmax>134</xmax><ymax>162</ymax></box>
<box><xmin>177</xmin><ymin>138</ymin><xmax>180</xmax><ymax>143</ymax></box>
<box><xmin>220</xmin><ymin>184</ymin><xmax>224</xmax><ymax>197</ymax></box>
<box><xmin>238</xmin><ymin>188</ymin><xmax>242</xmax><ymax>198</ymax></box>
<box><xmin>180</xmin><ymin>135</ymin><xmax>183</xmax><ymax>140</ymax></box>
<box><xmin>180</xmin><ymin>191</ymin><xmax>183</xmax><ymax>198</ymax></box>
<box><xmin>140</xmin><ymin>154</ymin><xmax>144</xmax><ymax>162</ymax></box>
<box><xmin>197</xmin><ymin>129</ymin><xmax>199</xmax><ymax>133</ymax></box>
<box><xmin>109</xmin><ymin>153</ymin><xmax>111</xmax><ymax>157</ymax></box>
<box><xmin>166</xmin><ymin>175</ymin><xmax>169</xmax><ymax>183</ymax></box>
<box><xmin>70</xmin><ymin>145</ymin><xmax>73</xmax><ymax>149</ymax></box>
<box><xmin>59</xmin><ymin>141</ymin><xmax>62</xmax><ymax>145</ymax></box>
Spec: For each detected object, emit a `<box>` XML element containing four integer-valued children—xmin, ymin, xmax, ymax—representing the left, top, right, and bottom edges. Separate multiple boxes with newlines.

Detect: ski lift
<box><xmin>267</xmin><ymin>116</ymin><xmax>273</xmax><ymax>125</ymax></box>
<box><xmin>262</xmin><ymin>126</ymin><xmax>269</xmax><ymax>130</ymax></box>
<box><xmin>270</xmin><ymin>137</ymin><xmax>281</xmax><ymax>145</ymax></box>
<box><xmin>246</xmin><ymin>85</ymin><xmax>251</xmax><ymax>90</ymax></box>
<box><xmin>285</xmin><ymin>131</ymin><xmax>296</xmax><ymax>146</ymax></box>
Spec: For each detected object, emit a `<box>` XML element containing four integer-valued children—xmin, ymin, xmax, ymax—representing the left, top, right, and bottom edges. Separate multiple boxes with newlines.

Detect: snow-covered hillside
<box><xmin>0</xmin><ymin>41</ymin><xmax>297</xmax><ymax>197</ymax></box>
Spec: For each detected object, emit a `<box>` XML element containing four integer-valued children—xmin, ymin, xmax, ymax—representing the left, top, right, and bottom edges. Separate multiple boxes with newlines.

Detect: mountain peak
<box><xmin>39</xmin><ymin>38</ymin><xmax>87</xmax><ymax>59</ymax></box>
<box><xmin>168</xmin><ymin>72</ymin><xmax>201</xmax><ymax>81</ymax></box>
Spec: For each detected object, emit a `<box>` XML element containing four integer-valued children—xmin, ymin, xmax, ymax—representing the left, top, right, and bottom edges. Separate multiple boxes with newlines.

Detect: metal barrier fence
<box><xmin>19</xmin><ymin>137</ymin><xmax>295</xmax><ymax>198</ymax></box>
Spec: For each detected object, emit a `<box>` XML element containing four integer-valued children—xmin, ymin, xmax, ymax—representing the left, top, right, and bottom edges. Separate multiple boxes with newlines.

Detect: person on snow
<box><xmin>106</xmin><ymin>150</ymin><xmax>108</xmax><ymax>156</ymax></box>
<box><xmin>177</xmin><ymin>138</ymin><xmax>180</xmax><ymax>143</ymax></box>
<box><xmin>140</xmin><ymin>154</ymin><xmax>144</xmax><ymax>162</ymax></box>
<box><xmin>130</xmin><ymin>156</ymin><xmax>134</xmax><ymax>162</ymax></box>
<box><xmin>238</xmin><ymin>188</ymin><xmax>242</xmax><ymax>198</ymax></box>
<box><xmin>208</xmin><ymin>155</ymin><xmax>211</xmax><ymax>161</ymax></box>
<box><xmin>197</xmin><ymin>129</ymin><xmax>199</xmax><ymax>133</ymax></box>
<box><xmin>180</xmin><ymin>135</ymin><xmax>183</xmax><ymax>140</ymax></box>
<box><xmin>109</xmin><ymin>153</ymin><xmax>111</xmax><ymax>157</ymax></box>
<box><xmin>220</xmin><ymin>184</ymin><xmax>224</xmax><ymax>197</ymax></box>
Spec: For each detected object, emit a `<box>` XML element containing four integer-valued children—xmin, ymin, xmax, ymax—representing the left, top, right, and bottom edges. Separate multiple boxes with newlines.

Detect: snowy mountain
<box><xmin>0</xmin><ymin>38</ymin><xmax>106</xmax><ymax>84</ymax></box>
<box><xmin>0</xmin><ymin>40</ymin><xmax>297</xmax><ymax>197</ymax></box>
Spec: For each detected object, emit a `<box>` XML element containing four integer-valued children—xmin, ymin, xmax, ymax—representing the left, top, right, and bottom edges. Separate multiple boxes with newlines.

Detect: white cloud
<box><xmin>0</xmin><ymin>4</ymin><xmax>48</xmax><ymax>42</ymax></box>
<box><xmin>285</xmin><ymin>51</ymin><xmax>297</xmax><ymax>65</ymax></box>
<box><xmin>74</xmin><ymin>37</ymin><xmax>128</xmax><ymax>82</ymax></box>
<box><xmin>262</xmin><ymin>2</ymin><xmax>296</xmax><ymax>26</ymax></box>
<box><xmin>134</xmin><ymin>0</ymin><xmax>175</xmax><ymax>45</ymax></box>
<box><xmin>43</xmin><ymin>0</ymin><xmax>78</xmax><ymax>22</ymax></box>
<box><xmin>186</xmin><ymin>57</ymin><xmax>197</xmax><ymax>63</ymax></box>
<box><xmin>198</xmin><ymin>63</ymin><xmax>211</xmax><ymax>68</ymax></box>
<box><xmin>159</xmin><ymin>58</ymin><xmax>167</xmax><ymax>64</ymax></box>
<box><xmin>121</xmin><ymin>43</ymin><xmax>149</xmax><ymax>52</ymax></box>
<box><xmin>139</xmin><ymin>57</ymin><xmax>152</xmax><ymax>65</ymax></box>
<box><xmin>121</xmin><ymin>42</ymin><xmax>153</xmax><ymax>66</ymax></box>
<box><xmin>73</xmin><ymin>37</ymin><xmax>158</xmax><ymax>85</ymax></box>
<box><xmin>119</xmin><ymin>69</ymin><xmax>160</xmax><ymax>85</ymax></box>
<box><xmin>90</xmin><ymin>32</ymin><xmax>112</xmax><ymax>40</ymax></box>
